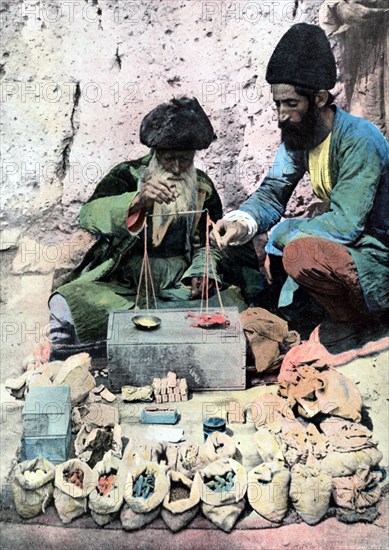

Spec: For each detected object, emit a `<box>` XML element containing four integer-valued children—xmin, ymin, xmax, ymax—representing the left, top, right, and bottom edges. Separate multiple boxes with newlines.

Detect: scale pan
<box><xmin>132</xmin><ymin>315</ymin><xmax>161</xmax><ymax>331</ymax></box>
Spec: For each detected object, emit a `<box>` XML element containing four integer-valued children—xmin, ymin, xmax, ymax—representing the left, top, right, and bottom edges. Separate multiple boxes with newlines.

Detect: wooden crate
<box><xmin>107</xmin><ymin>307</ymin><xmax>246</xmax><ymax>392</ymax></box>
<box><xmin>22</xmin><ymin>386</ymin><xmax>71</xmax><ymax>464</ymax></box>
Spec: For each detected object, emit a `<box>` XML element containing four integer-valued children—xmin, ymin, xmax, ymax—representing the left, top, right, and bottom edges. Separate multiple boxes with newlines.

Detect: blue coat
<box><xmin>239</xmin><ymin>107</ymin><xmax>389</xmax><ymax>314</ymax></box>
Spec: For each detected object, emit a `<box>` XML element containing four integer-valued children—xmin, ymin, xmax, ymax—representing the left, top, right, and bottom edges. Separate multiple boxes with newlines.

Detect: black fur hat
<box><xmin>140</xmin><ymin>97</ymin><xmax>216</xmax><ymax>150</ymax></box>
<box><xmin>266</xmin><ymin>23</ymin><xmax>337</xmax><ymax>90</ymax></box>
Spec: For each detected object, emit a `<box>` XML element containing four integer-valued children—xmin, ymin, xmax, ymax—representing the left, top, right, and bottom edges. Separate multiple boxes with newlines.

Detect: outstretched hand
<box><xmin>210</xmin><ymin>219</ymin><xmax>248</xmax><ymax>248</ymax></box>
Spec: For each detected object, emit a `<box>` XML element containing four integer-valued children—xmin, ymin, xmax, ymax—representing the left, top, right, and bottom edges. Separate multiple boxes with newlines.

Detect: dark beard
<box><xmin>279</xmin><ymin>105</ymin><xmax>322</xmax><ymax>151</ymax></box>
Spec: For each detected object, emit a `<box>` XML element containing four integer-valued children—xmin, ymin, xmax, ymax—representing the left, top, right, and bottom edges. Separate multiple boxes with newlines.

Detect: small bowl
<box><xmin>132</xmin><ymin>315</ymin><xmax>161</xmax><ymax>331</ymax></box>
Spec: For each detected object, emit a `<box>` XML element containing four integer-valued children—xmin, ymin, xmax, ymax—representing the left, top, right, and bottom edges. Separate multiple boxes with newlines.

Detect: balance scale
<box><xmin>106</xmin><ymin>211</ymin><xmax>247</xmax><ymax>392</ymax></box>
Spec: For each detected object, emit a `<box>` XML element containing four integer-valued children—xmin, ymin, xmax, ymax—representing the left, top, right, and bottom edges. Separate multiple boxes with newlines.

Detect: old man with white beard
<box><xmin>48</xmin><ymin>97</ymin><xmax>223</xmax><ymax>357</ymax></box>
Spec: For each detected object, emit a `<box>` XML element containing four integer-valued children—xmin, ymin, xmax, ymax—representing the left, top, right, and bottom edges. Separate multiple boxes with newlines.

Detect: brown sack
<box><xmin>247</xmin><ymin>461</ymin><xmax>291</xmax><ymax>523</ymax></box>
<box><xmin>282</xmin><ymin>365</ymin><xmax>362</xmax><ymax>422</ymax></box>
<box><xmin>254</xmin><ymin>427</ymin><xmax>284</xmax><ymax>463</ymax></box>
<box><xmin>121</xmin><ymin>438</ymin><xmax>164</xmax><ymax>470</ymax></box>
<box><xmin>88</xmin><ymin>451</ymin><xmax>125</xmax><ymax>526</ymax></box>
<box><xmin>194</xmin><ymin>458</ymin><xmax>247</xmax><ymax>532</ymax></box>
<box><xmin>121</xmin><ymin>462</ymin><xmax>169</xmax><ymax>530</ymax></box>
<box><xmin>250</xmin><ymin>392</ymin><xmax>295</xmax><ymax>431</ymax></box>
<box><xmin>74</xmin><ymin>423</ymin><xmax>122</xmax><ymax>467</ymax></box>
<box><xmin>195</xmin><ymin>458</ymin><xmax>247</xmax><ymax>507</ymax></box>
<box><xmin>289</xmin><ymin>464</ymin><xmax>332</xmax><ymax>525</ymax></box>
<box><xmin>53</xmin><ymin>353</ymin><xmax>95</xmax><ymax>405</ymax></box>
<box><xmin>275</xmin><ymin>419</ymin><xmax>310</xmax><ymax>468</ymax></box>
<box><xmin>321</xmin><ymin>447</ymin><xmax>383</xmax><ymax>478</ymax></box>
<box><xmin>320</xmin><ymin>418</ymin><xmax>377</xmax><ymax>451</ymax></box>
<box><xmin>199</xmin><ymin>432</ymin><xmax>236</xmax><ymax>466</ymax></box>
<box><xmin>240</xmin><ymin>308</ymin><xmax>289</xmax><ymax>373</ymax></box>
<box><xmin>319</xmin><ymin>418</ymin><xmax>383</xmax><ymax>477</ymax></box>
<box><xmin>161</xmin><ymin>471</ymin><xmax>200</xmax><ymax>532</ymax></box>
<box><xmin>12</xmin><ymin>457</ymin><xmax>55</xmax><ymax>519</ymax></box>
<box><xmin>332</xmin><ymin>469</ymin><xmax>383</xmax><ymax>511</ymax></box>
<box><xmin>120</xmin><ymin>504</ymin><xmax>161</xmax><ymax>530</ymax></box>
<box><xmin>202</xmin><ymin>499</ymin><xmax>246</xmax><ymax>533</ymax></box>
<box><xmin>169</xmin><ymin>443</ymin><xmax>202</xmax><ymax>479</ymax></box>
<box><xmin>54</xmin><ymin>458</ymin><xmax>97</xmax><ymax>524</ymax></box>
<box><xmin>123</xmin><ymin>462</ymin><xmax>170</xmax><ymax>513</ymax></box>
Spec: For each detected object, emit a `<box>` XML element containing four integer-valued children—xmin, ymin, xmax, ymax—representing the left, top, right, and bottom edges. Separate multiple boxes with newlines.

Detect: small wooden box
<box><xmin>107</xmin><ymin>307</ymin><xmax>246</xmax><ymax>392</ymax></box>
<box><xmin>22</xmin><ymin>386</ymin><xmax>71</xmax><ymax>464</ymax></box>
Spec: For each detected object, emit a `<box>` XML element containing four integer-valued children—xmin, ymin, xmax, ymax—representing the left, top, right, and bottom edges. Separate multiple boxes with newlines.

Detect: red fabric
<box><xmin>278</xmin><ymin>326</ymin><xmax>389</xmax><ymax>376</ymax></box>
<box><xmin>283</xmin><ymin>237</ymin><xmax>369</xmax><ymax>322</ymax></box>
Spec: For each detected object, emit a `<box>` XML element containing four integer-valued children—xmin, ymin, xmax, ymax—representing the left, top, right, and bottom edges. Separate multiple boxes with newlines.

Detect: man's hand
<box><xmin>210</xmin><ymin>219</ymin><xmax>249</xmax><ymax>248</ymax></box>
<box><xmin>190</xmin><ymin>277</ymin><xmax>215</xmax><ymax>299</ymax></box>
<box><xmin>130</xmin><ymin>173</ymin><xmax>179</xmax><ymax>212</ymax></box>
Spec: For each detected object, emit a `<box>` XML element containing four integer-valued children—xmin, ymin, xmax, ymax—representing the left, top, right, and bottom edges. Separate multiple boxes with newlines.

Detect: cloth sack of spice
<box><xmin>194</xmin><ymin>458</ymin><xmax>247</xmax><ymax>532</ymax></box>
<box><xmin>318</xmin><ymin>418</ymin><xmax>383</xmax><ymax>477</ymax></box>
<box><xmin>240</xmin><ymin>308</ymin><xmax>289</xmax><ymax>372</ymax></box>
<box><xmin>161</xmin><ymin>470</ymin><xmax>200</xmax><ymax>531</ymax></box>
<box><xmin>279</xmin><ymin>364</ymin><xmax>362</xmax><ymax>422</ymax></box>
<box><xmin>247</xmin><ymin>461</ymin><xmax>291</xmax><ymax>523</ymax></box>
<box><xmin>321</xmin><ymin>446</ymin><xmax>383</xmax><ymax>478</ymax></box>
<box><xmin>201</xmin><ymin>499</ymin><xmax>246</xmax><ymax>532</ymax></box>
<box><xmin>165</xmin><ymin>443</ymin><xmax>202</xmax><ymax>479</ymax></box>
<box><xmin>250</xmin><ymin>392</ymin><xmax>296</xmax><ymax>431</ymax></box>
<box><xmin>121</xmin><ymin>438</ymin><xmax>164</xmax><ymax>470</ymax></box>
<box><xmin>304</xmin><ymin>422</ymin><xmax>330</xmax><ymax>464</ymax></box>
<box><xmin>53</xmin><ymin>352</ymin><xmax>95</xmax><ymax>405</ymax></box>
<box><xmin>274</xmin><ymin>418</ymin><xmax>310</xmax><ymax>468</ymax></box>
<box><xmin>254</xmin><ymin>427</ymin><xmax>284</xmax><ymax>463</ymax></box>
<box><xmin>88</xmin><ymin>451</ymin><xmax>125</xmax><ymax>526</ymax></box>
<box><xmin>72</xmin><ymin>401</ymin><xmax>119</xmax><ymax>434</ymax></box>
<box><xmin>120</xmin><ymin>504</ymin><xmax>161</xmax><ymax>530</ymax></box>
<box><xmin>332</xmin><ymin>468</ymin><xmax>384</xmax><ymax>511</ymax></box>
<box><xmin>74</xmin><ymin>424</ymin><xmax>122</xmax><ymax>467</ymax></box>
<box><xmin>121</xmin><ymin>385</ymin><xmax>154</xmax><ymax>402</ymax></box>
<box><xmin>54</xmin><ymin>458</ymin><xmax>97</xmax><ymax>523</ymax></box>
<box><xmin>12</xmin><ymin>457</ymin><xmax>55</xmax><ymax>519</ymax></box>
<box><xmin>121</xmin><ymin>462</ymin><xmax>169</xmax><ymax>530</ymax></box>
<box><xmin>199</xmin><ymin>432</ymin><xmax>236</xmax><ymax>467</ymax></box>
<box><xmin>289</xmin><ymin>463</ymin><xmax>332</xmax><ymax>525</ymax></box>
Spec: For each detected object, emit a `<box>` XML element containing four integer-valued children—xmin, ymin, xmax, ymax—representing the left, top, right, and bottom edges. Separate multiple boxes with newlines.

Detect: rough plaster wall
<box><xmin>319</xmin><ymin>0</ymin><xmax>389</xmax><ymax>135</ymax></box>
<box><xmin>0</xmin><ymin>0</ymin><xmax>384</xmax><ymax>278</ymax></box>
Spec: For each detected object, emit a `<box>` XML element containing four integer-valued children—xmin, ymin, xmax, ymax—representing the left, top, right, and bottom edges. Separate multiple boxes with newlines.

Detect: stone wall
<box><xmin>0</xmin><ymin>0</ymin><xmax>386</xmax><ymax>278</ymax></box>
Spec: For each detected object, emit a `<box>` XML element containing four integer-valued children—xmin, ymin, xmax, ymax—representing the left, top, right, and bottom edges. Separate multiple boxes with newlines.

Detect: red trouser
<box><xmin>282</xmin><ymin>237</ymin><xmax>370</xmax><ymax>322</ymax></box>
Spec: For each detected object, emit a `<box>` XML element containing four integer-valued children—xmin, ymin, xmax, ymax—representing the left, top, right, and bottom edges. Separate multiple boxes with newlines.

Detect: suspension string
<box><xmin>135</xmin><ymin>234</ymin><xmax>146</xmax><ymax>311</ymax></box>
<box><xmin>134</xmin><ymin>217</ymin><xmax>158</xmax><ymax>313</ymax></box>
<box><xmin>146</xmin><ymin>250</ymin><xmax>158</xmax><ymax>311</ymax></box>
<box><xmin>199</xmin><ymin>213</ymin><xmax>226</xmax><ymax>316</ymax></box>
<box><xmin>205</xmin><ymin>214</ymin><xmax>211</xmax><ymax>314</ymax></box>
<box><xmin>209</xmin><ymin>243</ymin><xmax>225</xmax><ymax>316</ymax></box>
<box><xmin>144</xmin><ymin>219</ymin><xmax>149</xmax><ymax>313</ymax></box>
<box><xmin>199</xmin><ymin>234</ymin><xmax>208</xmax><ymax>317</ymax></box>
<box><xmin>135</xmin><ymin>209</ymin><xmax>226</xmax><ymax>317</ymax></box>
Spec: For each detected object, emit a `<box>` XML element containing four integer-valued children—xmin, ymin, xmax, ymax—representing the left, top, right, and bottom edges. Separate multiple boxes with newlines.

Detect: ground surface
<box><xmin>0</xmin><ymin>271</ymin><xmax>388</xmax><ymax>550</ymax></box>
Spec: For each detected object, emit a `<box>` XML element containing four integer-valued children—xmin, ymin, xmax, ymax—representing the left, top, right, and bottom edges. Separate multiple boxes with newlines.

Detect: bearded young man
<box><xmin>215</xmin><ymin>23</ymin><xmax>389</xmax><ymax>350</ymax></box>
<box><xmin>48</xmin><ymin>97</ymin><xmax>223</xmax><ymax>357</ymax></box>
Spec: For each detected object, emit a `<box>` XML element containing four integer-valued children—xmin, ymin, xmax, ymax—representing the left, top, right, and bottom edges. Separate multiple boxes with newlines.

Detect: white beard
<box><xmin>145</xmin><ymin>153</ymin><xmax>198</xmax><ymax>247</ymax></box>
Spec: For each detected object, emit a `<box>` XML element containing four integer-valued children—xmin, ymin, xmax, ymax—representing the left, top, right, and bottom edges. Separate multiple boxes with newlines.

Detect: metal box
<box><xmin>107</xmin><ymin>307</ymin><xmax>246</xmax><ymax>392</ymax></box>
<box><xmin>21</xmin><ymin>386</ymin><xmax>72</xmax><ymax>464</ymax></box>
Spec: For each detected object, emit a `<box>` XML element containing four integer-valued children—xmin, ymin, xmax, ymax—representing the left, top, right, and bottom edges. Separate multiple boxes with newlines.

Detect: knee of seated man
<box><xmin>282</xmin><ymin>237</ymin><xmax>322</xmax><ymax>279</ymax></box>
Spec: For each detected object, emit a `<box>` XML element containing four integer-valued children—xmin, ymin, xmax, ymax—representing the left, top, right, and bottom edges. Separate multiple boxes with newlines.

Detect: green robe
<box><xmin>56</xmin><ymin>154</ymin><xmax>223</xmax><ymax>342</ymax></box>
